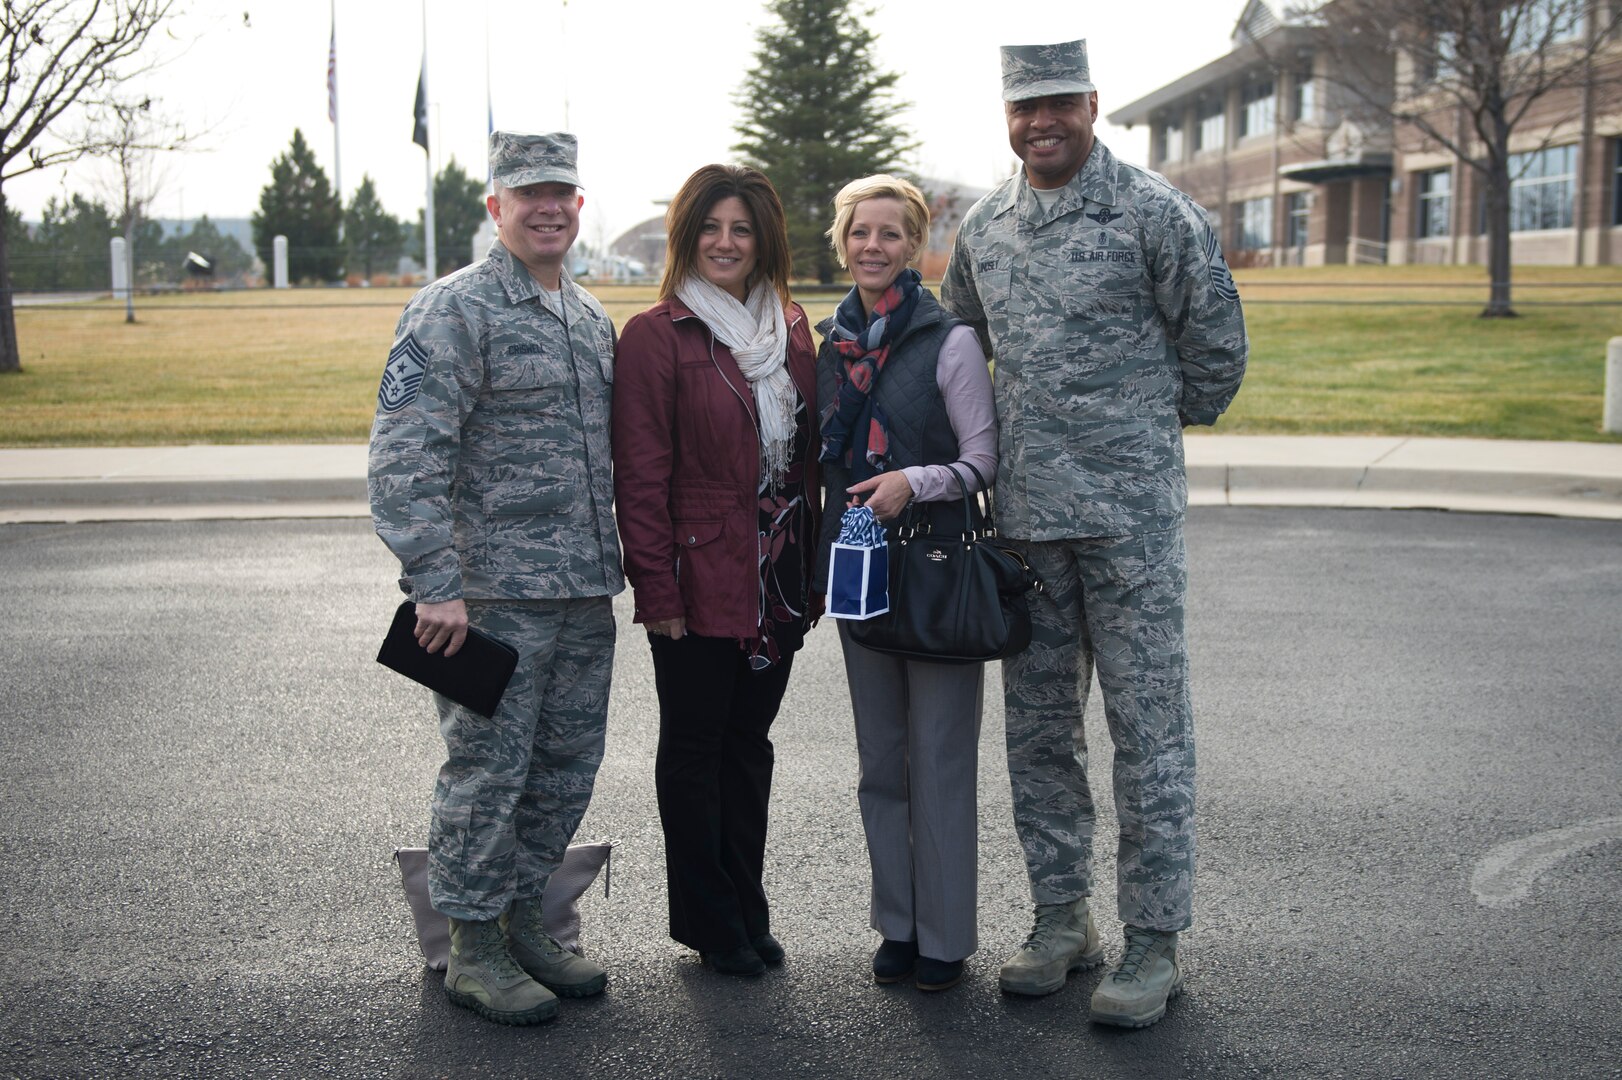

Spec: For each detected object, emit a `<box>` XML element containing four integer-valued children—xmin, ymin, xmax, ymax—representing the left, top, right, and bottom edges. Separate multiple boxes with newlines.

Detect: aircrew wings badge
<box><xmin>379</xmin><ymin>334</ymin><xmax>428</xmax><ymax>413</ymax></box>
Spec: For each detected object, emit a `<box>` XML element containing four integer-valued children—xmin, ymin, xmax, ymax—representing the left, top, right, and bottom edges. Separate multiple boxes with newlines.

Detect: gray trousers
<box><xmin>838</xmin><ymin>622</ymin><xmax>984</xmax><ymax>962</ymax></box>
<box><xmin>428</xmin><ymin>597</ymin><xmax>616</xmax><ymax>921</ymax></box>
<box><xmin>1001</xmin><ymin>527</ymin><xmax>1195</xmax><ymax>932</ymax></box>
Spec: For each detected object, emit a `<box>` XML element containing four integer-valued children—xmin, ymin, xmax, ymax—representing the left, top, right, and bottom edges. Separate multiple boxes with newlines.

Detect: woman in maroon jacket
<box><xmin>611</xmin><ymin>164</ymin><xmax>820</xmax><ymax>976</ymax></box>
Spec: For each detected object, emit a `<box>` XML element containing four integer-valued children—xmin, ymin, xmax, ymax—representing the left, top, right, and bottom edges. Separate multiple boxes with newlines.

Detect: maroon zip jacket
<box><xmin>611</xmin><ymin>296</ymin><xmax>820</xmax><ymax>639</ymax></box>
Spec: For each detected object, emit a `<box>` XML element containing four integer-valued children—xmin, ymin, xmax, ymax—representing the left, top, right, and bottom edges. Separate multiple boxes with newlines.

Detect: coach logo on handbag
<box><xmin>848</xmin><ymin>463</ymin><xmax>1039</xmax><ymax>664</ymax></box>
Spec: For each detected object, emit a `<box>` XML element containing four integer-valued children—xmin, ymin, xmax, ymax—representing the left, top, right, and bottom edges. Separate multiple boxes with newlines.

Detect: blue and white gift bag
<box><xmin>827</xmin><ymin>504</ymin><xmax>889</xmax><ymax>620</ymax></box>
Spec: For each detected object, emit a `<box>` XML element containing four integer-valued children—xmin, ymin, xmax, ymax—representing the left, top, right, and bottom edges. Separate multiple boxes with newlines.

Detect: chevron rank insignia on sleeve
<box><xmin>378</xmin><ymin>333</ymin><xmax>429</xmax><ymax>413</ymax></box>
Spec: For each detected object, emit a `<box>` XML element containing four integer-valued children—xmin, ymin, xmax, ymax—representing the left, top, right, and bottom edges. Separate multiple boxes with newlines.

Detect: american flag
<box><xmin>326</xmin><ymin>19</ymin><xmax>337</xmax><ymax>124</ymax></box>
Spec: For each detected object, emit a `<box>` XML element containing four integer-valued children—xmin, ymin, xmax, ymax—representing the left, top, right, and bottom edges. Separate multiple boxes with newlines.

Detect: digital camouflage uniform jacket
<box><xmin>369</xmin><ymin>240</ymin><xmax>624</xmax><ymax>603</ymax></box>
<box><xmin>941</xmin><ymin>139</ymin><xmax>1248</xmax><ymax>541</ymax></box>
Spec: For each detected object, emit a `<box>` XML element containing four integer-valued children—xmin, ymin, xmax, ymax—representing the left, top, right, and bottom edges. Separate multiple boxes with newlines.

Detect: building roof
<box><xmin>1277</xmin><ymin>154</ymin><xmax>1392</xmax><ymax>182</ymax></box>
<box><xmin>1107</xmin><ymin>2</ymin><xmax>1315</xmax><ymax>128</ymax></box>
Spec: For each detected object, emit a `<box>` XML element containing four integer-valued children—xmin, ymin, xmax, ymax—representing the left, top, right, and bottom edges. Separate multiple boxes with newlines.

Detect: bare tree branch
<box><xmin>0</xmin><ymin>0</ymin><xmax>178</xmax><ymax>372</ymax></box>
<box><xmin>1256</xmin><ymin>0</ymin><xmax>1622</xmax><ymax>316</ymax></box>
<box><xmin>1</xmin><ymin>1</ymin><xmax>175</xmax><ymax>178</ymax></box>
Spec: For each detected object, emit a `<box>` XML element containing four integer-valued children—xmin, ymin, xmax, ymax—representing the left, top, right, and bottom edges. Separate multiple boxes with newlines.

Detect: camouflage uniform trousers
<box><xmin>1001</xmin><ymin>525</ymin><xmax>1195</xmax><ymax>932</ymax></box>
<box><xmin>428</xmin><ymin>596</ymin><xmax>616</xmax><ymax>921</ymax></box>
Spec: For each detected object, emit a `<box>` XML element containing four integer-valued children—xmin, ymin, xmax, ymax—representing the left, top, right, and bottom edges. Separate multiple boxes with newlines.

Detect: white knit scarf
<box><xmin>674</xmin><ymin>274</ymin><xmax>796</xmax><ymax>483</ymax></box>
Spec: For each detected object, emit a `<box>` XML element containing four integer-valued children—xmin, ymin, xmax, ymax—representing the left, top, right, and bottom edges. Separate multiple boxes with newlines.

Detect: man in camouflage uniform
<box><xmin>369</xmin><ymin>130</ymin><xmax>623</xmax><ymax>1026</ymax></box>
<box><xmin>941</xmin><ymin>40</ymin><xmax>1247</xmax><ymax>1028</ymax></box>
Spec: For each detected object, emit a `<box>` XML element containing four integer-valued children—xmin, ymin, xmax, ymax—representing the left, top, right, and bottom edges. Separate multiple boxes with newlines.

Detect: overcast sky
<box><xmin>8</xmin><ymin>0</ymin><xmax>1246</xmax><ymax>246</ymax></box>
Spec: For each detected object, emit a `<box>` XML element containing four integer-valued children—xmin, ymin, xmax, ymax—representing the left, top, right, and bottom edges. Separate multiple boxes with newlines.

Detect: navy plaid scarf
<box><xmin>817</xmin><ymin>268</ymin><xmax>922</xmax><ymax>476</ymax></box>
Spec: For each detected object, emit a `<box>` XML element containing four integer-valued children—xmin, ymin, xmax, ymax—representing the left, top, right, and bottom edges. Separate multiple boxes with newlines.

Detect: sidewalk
<box><xmin>1</xmin><ymin>435</ymin><xmax>1620</xmax><ymax>524</ymax></box>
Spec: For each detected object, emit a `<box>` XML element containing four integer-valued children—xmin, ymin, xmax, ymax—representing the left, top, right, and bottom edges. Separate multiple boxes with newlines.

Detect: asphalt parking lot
<box><xmin>1</xmin><ymin>507</ymin><xmax>1618</xmax><ymax>1079</ymax></box>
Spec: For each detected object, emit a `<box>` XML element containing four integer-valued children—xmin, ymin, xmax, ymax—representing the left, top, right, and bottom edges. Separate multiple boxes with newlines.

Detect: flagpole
<box><xmin>329</xmin><ymin>0</ymin><xmax>343</xmax><ymax>240</ymax></box>
<box><xmin>421</xmin><ymin>0</ymin><xmax>436</xmax><ymax>280</ymax></box>
<box><xmin>485</xmin><ymin>0</ymin><xmax>493</xmax><ymax>194</ymax></box>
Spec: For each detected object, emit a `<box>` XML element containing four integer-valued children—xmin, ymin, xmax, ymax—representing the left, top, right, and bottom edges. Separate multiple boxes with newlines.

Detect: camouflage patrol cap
<box><xmin>489</xmin><ymin>130</ymin><xmax>582</xmax><ymax>189</ymax></box>
<box><xmin>1000</xmin><ymin>39</ymin><xmax>1095</xmax><ymax>102</ymax></box>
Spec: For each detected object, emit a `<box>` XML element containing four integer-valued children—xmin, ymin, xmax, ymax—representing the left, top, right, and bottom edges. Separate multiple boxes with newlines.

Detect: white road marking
<box><xmin>1471</xmin><ymin>815</ymin><xmax>1622</xmax><ymax>908</ymax></box>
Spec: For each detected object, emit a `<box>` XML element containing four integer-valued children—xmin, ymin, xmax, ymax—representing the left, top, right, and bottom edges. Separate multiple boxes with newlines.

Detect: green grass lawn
<box><xmin>1</xmin><ymin>266</ymin><xmax>1619</xmax><ymax>446</ymax></box>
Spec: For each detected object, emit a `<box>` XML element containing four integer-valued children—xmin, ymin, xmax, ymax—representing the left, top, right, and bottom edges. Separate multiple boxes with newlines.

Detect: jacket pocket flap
<box><xmin>489</xmin><ymin>352</ymin><xmax>571</xmax><ymax>390</ymax></box>
<box><xmin>1063</xmin><ymin>291</ymin><xmax>1137</xmax><ymax>320</ymax></box>
<box><xmin>484</xmin><ymin>481</ymin><xmax>573</xmax><ymax>516</ymax></box>
<box><xmin>672</xmin><ymin>519</ymin><xmax>724</xmax><ymax>548</ymax></box>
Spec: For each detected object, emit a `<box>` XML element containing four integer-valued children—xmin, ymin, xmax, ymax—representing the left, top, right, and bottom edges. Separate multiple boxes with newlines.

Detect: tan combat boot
<box><xmin>504</xmin><ymin>896</ymin><xmax>608</xmax><ymax>997</ymax></box>
<box><xmin>998</xmin><ymin>897</ymin><xmax>1104</xmax><ymax>996</ymax></box>
<box><xmin>445</xmin><ymin>916</ymin><xmax>559</xmax><ymax>1025</ymax></box>
<box><xmin>1089</xmin><ymin>927</ymin><xmax>1183</xmax><ymax>1028</ymax></box>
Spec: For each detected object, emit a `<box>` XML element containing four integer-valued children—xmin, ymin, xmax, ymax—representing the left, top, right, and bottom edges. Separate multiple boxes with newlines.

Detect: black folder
<box><xmin>376</xmin><ymin>601</ymin><xmax>519</xmax><ymax>719</ymax></box>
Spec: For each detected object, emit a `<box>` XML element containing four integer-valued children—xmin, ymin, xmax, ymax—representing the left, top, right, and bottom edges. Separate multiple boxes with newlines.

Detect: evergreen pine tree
<box><xmin>345</xmin><ymin>175</ymin><xmax>404</xmax><ymax>280</ymax></box>
<box><xmin>251</xmin><ymin>129</ymin><xmax>343</xmax><ymax>284</ymax></box>
<box><xmin>732</xmin><ymin>0</ymin><xmax>915</xmax><ymax>284</ymax></box>
<box><xmin>417</xmin><ymin>159</ymin><xmax>487</xmax><ymax>276</ymax></box>
<box><xmin>3</xmin><ymin>203</ymin><xmax>42</xmax><ymax>292</ymax></box>
<box><xmin>32</xmin><ymin>195</ymin><xmax>118</xmax><ymax>291</ymax></box>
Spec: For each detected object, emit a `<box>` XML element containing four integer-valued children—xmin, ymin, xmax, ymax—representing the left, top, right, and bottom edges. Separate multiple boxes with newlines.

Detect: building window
<box><xmin>1417</xmin><ymin>31</ymin><xmax>1459</xmax><ymax>84</ymax></box>
<box><xmin>1287</xmin><ymin>192</ymin><xmax>1310</xmax><ymax>248</ymax></box>
<box><xmin>1240</xmin><ymin>80</ymin><xmax>1276</xmax><ymax>138</ymax></box>
<box><xmin>1196</xmin><ymin>98</ymin><xmax>1225</xmax><ymax>152</ymax></box>
<box><xmin>1510</xmin><ymin>144</ymin><xmax>1577</xmax><ymax>231</ymax></box>
<box><xmin>1293</xmin><ymin>65</ymin><xmax>1316</xmax><ymax>124</ymax></box>
<box><xmin>1417</xmin><ymin>168</ymin><xmax>1452</xmax><ymax>238</ymax></box>
<box><xmin>1236</xmin><ymin>196</ymin><xmax>1273</xmax><ymax>249</ymax></box>
<box><xmin>1435</xmin><ymin>31</ymin><xmax>1459</xmax><ymax>81</ymax></box>
<box><xmin>1159</xmin><ymin>122</ymin><xmax>1184</xmax><ymax>166</ymax></box>
<box><xmin>1614</xmin><ymin>140</ymin><xmax>1622</xmax><ymax>225</ymax></box>
<box><xmin>1509</xmin><ymin>1</ymin><xmax>1584</xmax><ymax>52</ymax></box>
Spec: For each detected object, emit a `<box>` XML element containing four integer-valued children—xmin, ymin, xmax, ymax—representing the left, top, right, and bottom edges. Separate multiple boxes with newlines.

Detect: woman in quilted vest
<box><xmin>812</xmin><ymin>175</ymin><xmax>998</xmax><ymax>992</ymax></box>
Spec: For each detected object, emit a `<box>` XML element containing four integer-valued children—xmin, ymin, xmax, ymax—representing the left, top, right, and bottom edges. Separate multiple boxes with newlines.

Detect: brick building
<box><xmin>1108</xmin><ymin>0</ymin><xmax>1622</xmax><ymax>266</ymax></box>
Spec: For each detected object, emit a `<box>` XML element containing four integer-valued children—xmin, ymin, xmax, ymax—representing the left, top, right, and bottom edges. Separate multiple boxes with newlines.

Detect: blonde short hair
<box><xmin>826</xmin><ymin>174</ymin><xmax>931</xmax><ymax>269</ymax></box>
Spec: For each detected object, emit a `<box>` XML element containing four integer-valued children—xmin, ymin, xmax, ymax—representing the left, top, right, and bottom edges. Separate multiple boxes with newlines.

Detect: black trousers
<box><xmin>649</xmin><ymin>632</ymin><xmax>795</xmax><ymax>952</ymax></box>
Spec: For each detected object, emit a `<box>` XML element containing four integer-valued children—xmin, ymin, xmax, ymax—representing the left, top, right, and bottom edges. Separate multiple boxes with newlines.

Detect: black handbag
<box><xmin>849</xmin><ymin>463</ymin><xmax>1039</xmax><ymax>664</ymax></box>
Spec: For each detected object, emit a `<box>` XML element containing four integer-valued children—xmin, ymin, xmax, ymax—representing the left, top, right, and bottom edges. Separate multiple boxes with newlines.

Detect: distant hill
<box><xmin>154</xmin><ymin>218</ymin><xmax>256</xmax><ymax>257</ymax></box>
<box><xmin>15</xmin><ymin>216</ymin><xmax>257</xmax><ymax>257</ymax></box>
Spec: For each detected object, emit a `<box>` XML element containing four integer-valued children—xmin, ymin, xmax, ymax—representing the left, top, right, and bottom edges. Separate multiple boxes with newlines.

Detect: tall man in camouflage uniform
<box><xmin>369</xmin><ymin>131</ymin><xmax>623</xmax><ymax>1026</ymax></box>
<box><xmin>941</xmin><ymin>40</ymin><xmax>1247</xmax><ymax>1028</ymax></box>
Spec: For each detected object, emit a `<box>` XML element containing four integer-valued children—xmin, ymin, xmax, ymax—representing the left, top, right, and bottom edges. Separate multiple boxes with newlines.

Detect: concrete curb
<box><xmin>2</xmin><ymin>437</ymin><xmax>1620</xmax><ymax>524</ymax></box>
<box><xmin>0</xmin><ymin>445</ymin><xmax>369</xmax><ymax>523</ymax></box>
<box><xmin>0</xmin><ymin>477</ymin><xmax>365</xmax><ymax>507</ymax></box>
<box><xmin>1183</xmin><ymin>435</ymin><xmax>1622</xmax><ymax>521</ymax></box>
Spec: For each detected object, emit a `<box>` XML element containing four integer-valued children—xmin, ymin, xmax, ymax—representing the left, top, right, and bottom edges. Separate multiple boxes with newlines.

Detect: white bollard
<box><xmin>1607</xmin><ymin>338</ymin><xmax>1622</xmax><ymax>435</ymax></box>
<box><xmin>473</xmin><ymin>217</ymin><xmax>496</xmax><ymax>269</ymax></box>
<box><xmin>109</xmin><ymin>237</ymin><xmax>128</xmax><ymax>299</ymax></box>
<box><xmin>273</xmin><ymin>235</ymin><xmax>289</xmax><ymax>289</ymax></box>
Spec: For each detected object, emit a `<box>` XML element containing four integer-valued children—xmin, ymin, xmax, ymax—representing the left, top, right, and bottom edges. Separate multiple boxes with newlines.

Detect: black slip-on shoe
<box><xmin>750</xmin><ymin>933</ymin><xmax>786</xmax><ymax>966</ymax></box>
<box><xmin>916</xmin><ymin>955</ymin><xmax>964</xmax><ymax>992</ymax></box>
<box><xmin>873</xmin><ymin>938</ymin><xmax>919</xmax><ymax>984</ymax></box>
<box><xmin>701</xmin><ymin>945</ymin><xmax>767</xmax><ymax>976</ymax></box>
